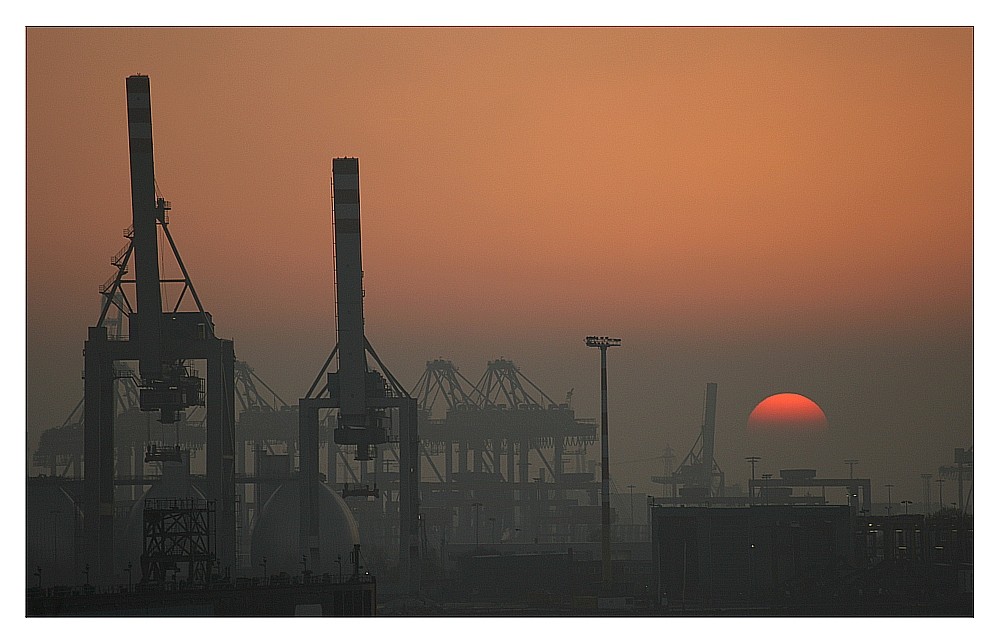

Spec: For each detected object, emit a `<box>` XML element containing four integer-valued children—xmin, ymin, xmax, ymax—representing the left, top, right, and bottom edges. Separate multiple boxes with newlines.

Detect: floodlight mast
<box><xmin>584</xmin><ymin>335</ymin><xmax>621</xmax><ymax>590</ymax></box>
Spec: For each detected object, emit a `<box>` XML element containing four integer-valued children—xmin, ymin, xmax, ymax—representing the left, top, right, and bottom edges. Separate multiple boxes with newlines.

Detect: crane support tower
<box><xmin>299</xmin><ymin>158</ymin><xmax>420</xmax><ymax>595</ymax></box>
<box><xmin>83</xmin><ymin>76</ymin><xmax>236</xmax><ymax>584</ymax></box>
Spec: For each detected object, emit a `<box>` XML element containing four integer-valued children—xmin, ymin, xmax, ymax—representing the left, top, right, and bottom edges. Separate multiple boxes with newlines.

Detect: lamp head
<box><xmin>585</xmin><ymin>336</ymin><xmax>622</xmax><ymax>348</ymax></box>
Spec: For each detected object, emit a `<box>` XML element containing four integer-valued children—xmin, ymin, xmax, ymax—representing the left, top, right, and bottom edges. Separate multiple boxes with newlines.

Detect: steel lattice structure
<box><xmin>140</xmin><ymin>498</ymin><xmax>216</xmax><ymax>586</ymax></box>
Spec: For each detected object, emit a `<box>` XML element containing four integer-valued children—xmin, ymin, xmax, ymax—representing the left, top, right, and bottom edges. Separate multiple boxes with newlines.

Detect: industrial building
<box><xmin>650</xmin><ymin>504</ymin><xmax>972</xmax><ymax>615</ymax></box>
<box><xmin>651</xmin><ymin>504</ymin><xmax>853</xmax><ymax>608</ymax></box>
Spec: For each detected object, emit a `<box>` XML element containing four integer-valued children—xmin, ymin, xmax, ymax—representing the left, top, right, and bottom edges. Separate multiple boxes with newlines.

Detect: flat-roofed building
<box><xmin>650</xmin><ymin>504</ymin><xmax>852</xmax><ymax>608</ymax></box>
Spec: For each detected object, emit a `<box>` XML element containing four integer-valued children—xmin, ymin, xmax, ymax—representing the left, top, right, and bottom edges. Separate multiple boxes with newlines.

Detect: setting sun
<box><xmin>748</xmin><ymin>392</ymin><xmax>828</xmax><ymax>433</ymax></box>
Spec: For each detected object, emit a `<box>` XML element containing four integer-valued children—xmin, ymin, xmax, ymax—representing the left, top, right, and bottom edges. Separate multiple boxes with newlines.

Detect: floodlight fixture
<box><xmin>585</xmin><ymin>336</ymin><xmax>622</xmax><ymax>348</ymax></box>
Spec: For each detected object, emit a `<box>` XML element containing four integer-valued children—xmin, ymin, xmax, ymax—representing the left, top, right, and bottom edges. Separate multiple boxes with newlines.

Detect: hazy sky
<box><xmin>25</xmin><ymin>27</ymin><xmax>972</xmax><ymax>505</ymax></box>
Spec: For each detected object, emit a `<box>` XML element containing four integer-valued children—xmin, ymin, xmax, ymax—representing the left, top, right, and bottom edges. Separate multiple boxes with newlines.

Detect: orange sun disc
<box><xmin>747</xmin><ymin>393</ymin><xmax>828</xmax><ymax>433</ymax></box>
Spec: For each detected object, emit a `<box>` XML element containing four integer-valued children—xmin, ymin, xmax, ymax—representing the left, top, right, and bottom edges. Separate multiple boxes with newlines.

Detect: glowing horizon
<box><xmin>25</xmin><ymin>27</ymin><xmax>973</xmax><ymax>503</ymax></box>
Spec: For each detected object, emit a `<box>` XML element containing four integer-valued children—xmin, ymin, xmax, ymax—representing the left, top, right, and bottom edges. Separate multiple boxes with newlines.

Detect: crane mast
<box><xmin>126</xmin><ymin>75</ymin><xmax>164</xmax><ymax>381</ymax></box>
<box><xmin>701</xmin><ymin>382</ymin><xmax>718</xmax><ymax>492</ymax></box>
<box><xmin>126</xmin><ymin>75</ymin><xmax>202</xmax><ymax>423</ymax></box>
<box><xmin>332</xmin><ymin>158</ymin><xmax>370</xmax><ymax>430</ymax></box>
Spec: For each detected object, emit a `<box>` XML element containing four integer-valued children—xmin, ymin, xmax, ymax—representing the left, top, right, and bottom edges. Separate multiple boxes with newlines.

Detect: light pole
<box><xmin>935</xmin><ymin>478</ymin><xmax>945</xmax><ymax>510</ymax></box>
<box><xmin>125</xmin><ymin>562</ymin><xmax>133</xmax><ymax>592</ymax></box>
<box><xmin>260</xmin><ymin>557</ymin><xmax>267</xmax><ymax>581</ymax></box>
<box><xmin>761</xmin><ymin>474</ymin><xmax>772</xmax><ymax>506</ymax></box>
<box><xmin>627</xmin><ymin>484</ymin><xmax>636</xmax><ymax>526</ymax></box>
<box><xmin>585</xmin><ymin>335</ymin><xmax>621</xmax><ymax>590</ymax></box>
<box><xmin>83</xmin><ymin>563</ymin><xmax>90</xmax><ymax>587</ymax></box>
<box><xmin>745</xmin><ymin>457</ymin><xmax>760</xmax><ymax>504</ymax></box>
<box><xmin>844</xmin><ymin>459</ymin><xmax>859</xmax><ymax>479</ymax></box>
<box><xmin>900</xmin><ymin>500</ymin><xmax>912</xmax><ymax>515</ymax></box>
<box><xmin>885</xmin><ymin>484</ymin><xmax>894</xmax><ymax>515</ymax></box>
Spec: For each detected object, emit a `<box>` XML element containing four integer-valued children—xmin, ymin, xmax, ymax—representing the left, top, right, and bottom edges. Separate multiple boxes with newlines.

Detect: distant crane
<box><xmin>473</xmin><ymin>358</ymin><xmax>558</xmax><ymax>410</ymax></box>
<box><xmin>411</xmin><ymin>359</ymin><xmax>480</xmax><ymax>416</ymax></box>
<box><xmin>655</xmin><ymin>384</ymin><xmax>725</xmax><ymax>500</ymax></box>
<box><xmin>938</xmin><ymin>447</ymin><xmax>973</xmax><ymax>515</ymax></box>
<box><xmin>298</xmin><ymin>158</ymin><xmax>419</xmax><ymax>596</ymax></box>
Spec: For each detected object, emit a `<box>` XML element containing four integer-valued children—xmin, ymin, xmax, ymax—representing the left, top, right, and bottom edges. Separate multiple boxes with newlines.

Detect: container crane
<box><xmin>298</xmin><ymin>158</ymin><xmax>419</xmax><ymax>596</ymax></box>
<box><xmin>83</xmin><ymin>75</ymin><xmax>236</xmax><ymax>583</ymax></box>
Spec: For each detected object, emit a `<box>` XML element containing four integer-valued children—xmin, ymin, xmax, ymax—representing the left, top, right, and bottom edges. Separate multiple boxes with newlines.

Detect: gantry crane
<box><xmin>83</xmin><ymin>75</ymin><xmax>236</xmax><ymax>583</ymax></box>
<box><xmin>298</xmin><ymin>158</ymin><xmax>419</xmax><ymax>595</ymax></box>
<box><xmin>412</xmin><ymin>359</ymin><xmax>480</xmax><ymax>414</ymax></box>
<box><xmin>652</xmin><ymin>383</ymin><xmax>726</xmax><ymax>500</ymax></box>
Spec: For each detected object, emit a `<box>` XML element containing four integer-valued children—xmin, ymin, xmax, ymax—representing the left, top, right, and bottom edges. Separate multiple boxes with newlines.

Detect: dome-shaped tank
<box><xmin>250</xmin><ymin>481</ymin><xmax>360</xmax><ymax>576</ymax></box>
<box><xmin>115</xmin><ymin>450</ymin><xmax>204</xmax><ymax>573</ymax></box>
<box><xmin>26</xmin><ymin>483</ymin><xmax>82</xmax><ymax>587</ymax></box>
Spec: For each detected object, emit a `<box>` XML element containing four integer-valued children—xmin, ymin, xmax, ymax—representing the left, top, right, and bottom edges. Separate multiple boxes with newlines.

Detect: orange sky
<box><xmin>25</xmin><ymin>28</ymin><xmax>972</xmax><ymax>502</ymax></box>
